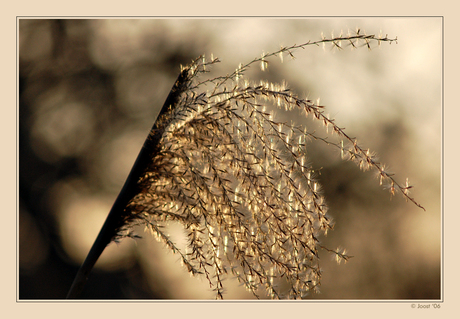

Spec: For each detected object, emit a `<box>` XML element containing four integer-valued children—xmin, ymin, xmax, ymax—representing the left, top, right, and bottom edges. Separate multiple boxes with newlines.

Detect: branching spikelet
<box><xmin>119</xmin><ymin>31</ymin><xmax>422</xmax><ymax>299</ymax></box>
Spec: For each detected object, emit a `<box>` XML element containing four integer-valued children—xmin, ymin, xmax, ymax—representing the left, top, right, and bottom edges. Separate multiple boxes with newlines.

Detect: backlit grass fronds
<box><xmin>121</xmin><ymin>31</ymin><xmax>422</xmax><ymax>299</ymax></box>
<box><xmin>67</xmin><ymin>30</ymin><xmax>423</xmax><ymax>300</ymax></box>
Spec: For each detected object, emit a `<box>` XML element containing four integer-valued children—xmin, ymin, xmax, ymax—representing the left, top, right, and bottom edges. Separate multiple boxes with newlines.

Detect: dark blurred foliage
<box><xmin>18</xmin><ymin>18</ymin><xmax>441</xmax><ymax>300</ymax></box>
<box><xmin>19</xmin><ymin>19</ymin><xmax>208</xmax><ymax>299</ymax></box>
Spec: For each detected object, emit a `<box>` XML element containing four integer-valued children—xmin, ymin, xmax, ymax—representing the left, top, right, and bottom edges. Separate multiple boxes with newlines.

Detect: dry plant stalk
<box><xmin>66</xmin><ymin>30</ymin><xmax>424</xmax><ymax>300</ymax></box>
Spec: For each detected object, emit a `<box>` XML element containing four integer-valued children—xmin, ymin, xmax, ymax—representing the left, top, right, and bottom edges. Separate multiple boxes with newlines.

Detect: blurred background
<box><xmin>18</xmin><ymin>18</ymin><xmax>441</xmax><ymax>300</ymax></box>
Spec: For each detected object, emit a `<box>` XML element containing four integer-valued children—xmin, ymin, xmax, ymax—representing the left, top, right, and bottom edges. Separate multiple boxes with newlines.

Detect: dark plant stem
<box><xmin>66</xmin><ymin>68</ymin><xmax>190</xmax><ymax>299</ymax></box>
